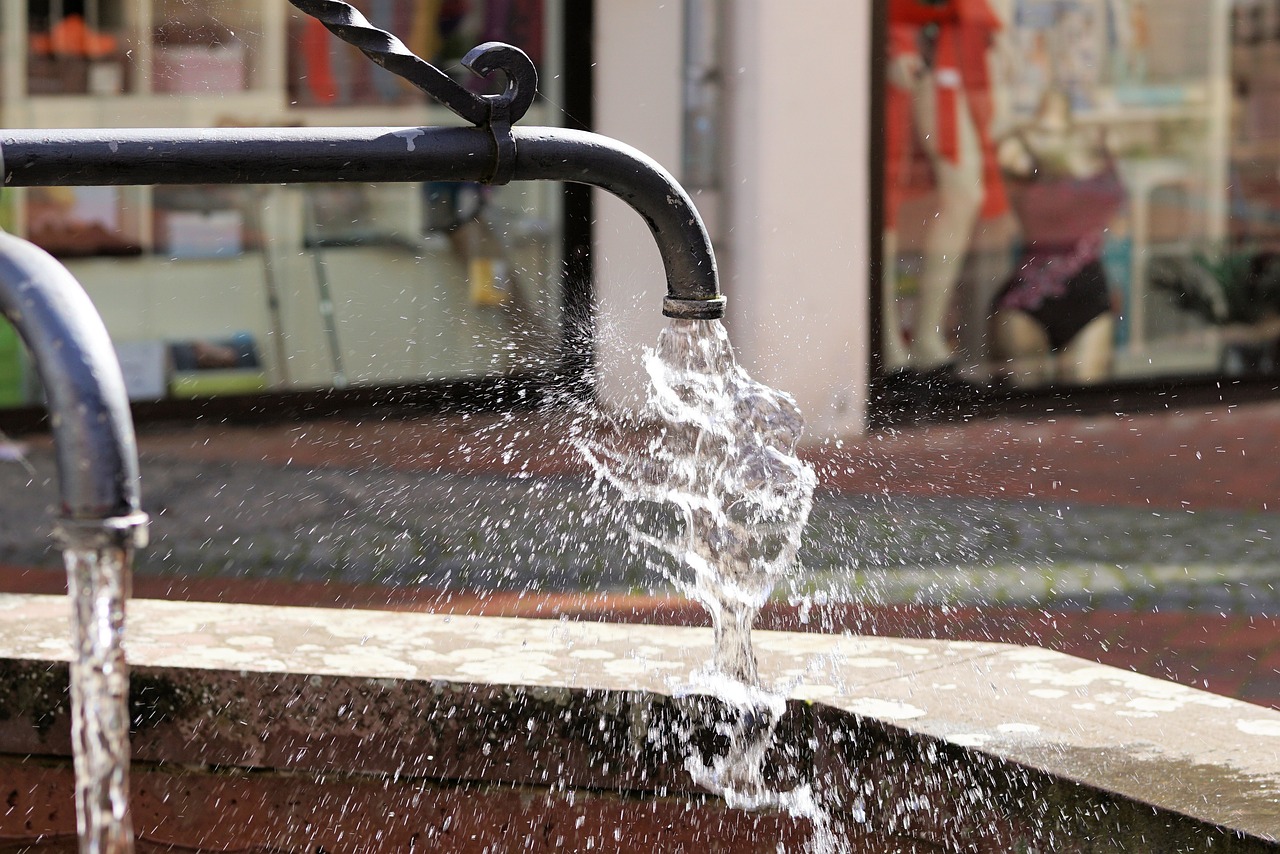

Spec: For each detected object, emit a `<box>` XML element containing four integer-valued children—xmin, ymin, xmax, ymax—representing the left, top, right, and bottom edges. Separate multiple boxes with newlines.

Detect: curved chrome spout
<box><xmin>0</xmin><ymin>231</ymin><xmax>148</xmax><ymax>547</ymax></box>
<box><xmin>1</xmin><ymin>125</ymin><xmax>725</xmax><ymax>320</ymax></box>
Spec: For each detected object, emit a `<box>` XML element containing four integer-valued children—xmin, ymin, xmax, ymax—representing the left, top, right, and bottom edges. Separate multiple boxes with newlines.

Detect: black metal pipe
<box><xmin>0</xmin><ymin>126</ymin><xmax>724</xmax><ymax>319</ymax></box>
<box><xmin>0</xmin><ymin>232</ymin><xmax>147</xmax><ymax>545</ymax></box>
<box><xmin>0</xmin><ymin>126</ymin><xmax>488</xmax><ymax>185</ymax></box>
<box><xmin>514</xmin><ymin>128</ymin><xmax>722</xmax><ymax>319</ymax></box>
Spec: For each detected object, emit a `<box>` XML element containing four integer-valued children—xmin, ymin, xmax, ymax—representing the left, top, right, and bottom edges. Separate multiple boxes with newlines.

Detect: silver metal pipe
<box><xmin>0</xmin><ymin>231</ymin><xmax>147</xmax><ymax>547</ymax></box>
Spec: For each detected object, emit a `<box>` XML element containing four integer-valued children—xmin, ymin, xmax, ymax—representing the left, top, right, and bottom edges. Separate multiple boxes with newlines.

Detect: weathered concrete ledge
<box><xmin>0</xmin><ymin>594</ymin><xmax>1277</xmax><ymax>852</ymax></box>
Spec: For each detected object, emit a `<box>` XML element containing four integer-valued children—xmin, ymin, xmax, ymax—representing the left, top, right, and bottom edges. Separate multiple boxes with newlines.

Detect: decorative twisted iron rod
<box><xmin>290</xmin><ymin>0</ymin><xmax>537</xmax><ymax>183</ymax></box>
<box><xmin>289</xmin><ymin>0</ymin><xmax>537</xmax><ymax>127</ymax></box>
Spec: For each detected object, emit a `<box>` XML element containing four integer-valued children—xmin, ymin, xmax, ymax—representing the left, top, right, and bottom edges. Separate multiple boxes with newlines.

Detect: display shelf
<box><xmin>13</xmin><ymin>91</ymin><xmax>286</xmax><ymax>129</ymax></box>
<box><xmin>63</xmin><ymin>233</ymin><xmax>556</xmax><ymax>395</ymax></box>
<box><xmin>1112</xmin><ymin>330</ymin><xmax>1223</xmax><ymax>381</ymax></box>
<box><xmin>0</xmin><ymin>0</ymin><xmax>566</xmax><ymax>405</ymax></box>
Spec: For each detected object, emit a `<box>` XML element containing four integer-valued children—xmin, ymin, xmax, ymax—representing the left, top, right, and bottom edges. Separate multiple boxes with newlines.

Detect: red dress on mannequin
<box><xmin>884</xmin><ymin>0</ymin><xmax>1008</xmax><ymax>226</ymax></box>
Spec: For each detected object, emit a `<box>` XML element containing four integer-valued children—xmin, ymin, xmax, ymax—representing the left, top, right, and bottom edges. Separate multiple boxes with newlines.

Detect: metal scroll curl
<box><xmin>288</xmin><ymin>0</ymin><xmax>538</xmax><ymax>131</ymax></box>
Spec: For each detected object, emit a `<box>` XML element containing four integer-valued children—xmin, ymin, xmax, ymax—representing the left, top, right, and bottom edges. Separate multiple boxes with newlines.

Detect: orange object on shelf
<box><xmin>28</xmin><ymin>32</ymin><xmax>52</xmax><ymax>55</ymax></box>
<box><xmin>300</xmin><ymin>17</ymin><xmax>338</xmax><ymax>103</ymax></box>
<box><xmin>47</xmin><ymin>14</ymin><xmax>119</xmax><ymax>59</ymax></box>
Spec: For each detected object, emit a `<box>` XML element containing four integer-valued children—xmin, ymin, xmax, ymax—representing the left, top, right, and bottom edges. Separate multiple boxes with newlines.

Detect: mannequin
<box><xmin>990</xmin><ymin>89</ymin><xmax>1125</xmax><ymax>385</ymax></box>
<box><xmin>883</xmin><ymin>0</ymin><xmax>1009</xmax><ymax>372</ymax></box>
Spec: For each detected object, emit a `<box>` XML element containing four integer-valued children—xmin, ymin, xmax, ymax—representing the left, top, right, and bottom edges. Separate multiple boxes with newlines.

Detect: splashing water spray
<box><xmin>581</xmin><ymin>318</ymin><xmax>828</xmax><ymax>832</ymax></box>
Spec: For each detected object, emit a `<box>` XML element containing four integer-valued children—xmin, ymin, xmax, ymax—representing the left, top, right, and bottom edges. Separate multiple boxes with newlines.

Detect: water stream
<box><xmin>63</xmin><ymin>545</ymin><xmax>134</xmax><ymax>854</ymax></box>
<box><xmin>581</xmin><ymin>318</ymin><xmax>825</xmax><ymax>833</ymax></box>
<box><xmin>583</xmin><ymin>319</ymin><xmax>816</xmax><ymax>679</ymax></box>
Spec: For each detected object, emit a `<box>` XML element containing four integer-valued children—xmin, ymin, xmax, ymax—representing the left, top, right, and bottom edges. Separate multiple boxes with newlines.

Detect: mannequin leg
<box><xmin>1058</xmin><ymin>313</ymin><xmax>1115</xmax><ymax>384</ymax></box>
<box><xmin>881</xmin><ymin>230</ymin><xmax>911</xmax><ymax>370</ymax></box>
<box><xmin>992</xmin><ymin>309</ymin><xmax>1053</xmax><ymax>386</ymax></box>
<box><xmin>911</xmin><ymin>84</ymin><xmax>985</xmax><ymax>369</ymax></box>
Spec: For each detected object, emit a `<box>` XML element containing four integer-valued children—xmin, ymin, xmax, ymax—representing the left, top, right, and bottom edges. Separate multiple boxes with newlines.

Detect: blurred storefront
<box><xmin>9</xmin><ymin>2</ymin><xmax>1270</xmax><ymax>435</ymax></box>
<box><xmin>590</xmin><ymin>0</ymin><xmax>1280</xmax><ymax>434</ymax></box>
<box><xmin>875</xmin><ymin>0</ymin><xmax>1280</xmax><ymax>423</ymax></box>
<box><xmin>0</xmin><ymin>0</ymin><xmax>580</xmax><ymax>416</ymax></box>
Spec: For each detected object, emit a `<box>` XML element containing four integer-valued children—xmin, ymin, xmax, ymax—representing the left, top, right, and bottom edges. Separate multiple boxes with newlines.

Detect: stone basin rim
<box><xmin>0</xmin><ymin>594</ymin><xmax>1276</xmax><ymax>848</ymax></box>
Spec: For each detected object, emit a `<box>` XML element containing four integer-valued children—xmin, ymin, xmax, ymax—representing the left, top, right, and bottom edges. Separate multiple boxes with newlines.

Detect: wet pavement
<box><xmin>2</xmin><ymin>397</ymin><xmax>1279</xmax><ymax>709</ymax></box>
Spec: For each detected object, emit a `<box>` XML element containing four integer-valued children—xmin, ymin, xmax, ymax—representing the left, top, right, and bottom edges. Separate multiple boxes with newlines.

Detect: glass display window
<box><xmin>0</xmin><ymin>0</ymin><xmax>573</xmax><ymax>411</ymax></box>
<box><xmin>874</xmin><ymin>0</ymin><xmax>1278</xmax><ymax>419</ymax></box>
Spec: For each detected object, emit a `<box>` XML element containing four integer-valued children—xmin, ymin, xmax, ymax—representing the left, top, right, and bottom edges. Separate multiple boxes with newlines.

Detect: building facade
<box><xmin>4</xmin><ymin>2</ymin><xmax>1272</xmax><ymax>436</ymax></box>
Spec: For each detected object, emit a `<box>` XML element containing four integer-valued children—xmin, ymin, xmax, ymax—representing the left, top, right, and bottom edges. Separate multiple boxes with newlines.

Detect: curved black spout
<box><xmin>0</xmin><ymin>232</ymin><xmax>147</xmax><ymax>547</ymax></box>
<box><xmin>514</xmin><ymin>128</ymin><xmax>723</xmax><ymax>320</ymax></box>
<box><xmin>1</xmin><ymin>125</ymin><xmax>724</xmax><ymax>320</ymax></box>
<box><xmin>278</xmin><ymin>1</ymin><xmax>723</xmax><ymax>317</ymax></box>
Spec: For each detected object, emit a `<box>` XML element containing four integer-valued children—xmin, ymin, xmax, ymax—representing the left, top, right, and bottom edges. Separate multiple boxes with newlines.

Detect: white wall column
<box><xmin>592</xmin><ymin>0</ymin><xmax>873</xmax><ymax>437</ymax></box>
<box><xmin>592</xmin><ymin>2</ymin><xmax>685</xmax><ymax>407</ymax></box>
<box><xmin>722</xmin><ymin>0</ymin><xmax>872</xmax><ymax>437</ymax></box>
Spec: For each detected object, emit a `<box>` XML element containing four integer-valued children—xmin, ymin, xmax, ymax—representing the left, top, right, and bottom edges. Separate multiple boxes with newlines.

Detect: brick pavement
<box><xmin>126</xmin><ymin>396</ymin><xmax>1280</xmax><ymax>512</ymax></box>
<box><xmin>4</xmin><ymin>398</ymin><xmax>1280</xmax><ymax>710</ymax></box>
<box><xmin>817</xmin><ymin>399</ymin><xmax>1280</xmax><ymax>512</ymax></box>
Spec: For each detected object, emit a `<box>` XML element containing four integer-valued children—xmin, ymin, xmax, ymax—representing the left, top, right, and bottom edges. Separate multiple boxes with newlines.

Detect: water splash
<box><xmin>583</xmin><ymin>319</ymin><xmax>815</xmax><ymax>682</ymax></box>
<box><xmin>669</xmin><ymin>671</ymin><xmax>830</xmax><ymax>837</ymax></box>
<box><xmin>64</xmin><ymin>545</ymin><xmax>134</xmax><ymax>854</ymax></box>
<box><xmin>581</xmin><ymin>318</ymin><xmax>823</xmax><ymax>834</ymax></box>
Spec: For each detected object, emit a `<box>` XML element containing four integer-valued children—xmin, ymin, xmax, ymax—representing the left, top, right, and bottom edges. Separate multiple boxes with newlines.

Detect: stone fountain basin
<box><xmin>0</xmin><ymin>594</ymin><xmax>1276</xmax><ymax>852</ymax></box>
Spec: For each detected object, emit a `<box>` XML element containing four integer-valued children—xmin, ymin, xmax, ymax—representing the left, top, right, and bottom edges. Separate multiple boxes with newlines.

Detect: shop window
<box><xmin>27</xmin><ymin>0</ymin><xmax>131</xmax><ymax>97</ymax></box>
<box><xmin>0</xmin><ymin>0</ymin><xmax>568</xmax><ymax>410</ymax></box>
<box><xmin>876</xmin><ymin>0</ymin><xmax>1279</xmax><ymax>414</ymax></box>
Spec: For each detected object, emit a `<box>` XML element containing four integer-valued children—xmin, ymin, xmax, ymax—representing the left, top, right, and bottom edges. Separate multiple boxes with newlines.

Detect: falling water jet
<box><xmin>581</xmin><ymin>320</ymin><xmax>815</xmax><ymax>681</ymax></box>
<box><xmin>55</xmin><ymin>528</ymin><xmax>139</xmax><ymax>854</ymax></box>
<box><xmin>581</xmin><ymin>317</ymin><xmax>822</xmax><ymax>830</ymax></box>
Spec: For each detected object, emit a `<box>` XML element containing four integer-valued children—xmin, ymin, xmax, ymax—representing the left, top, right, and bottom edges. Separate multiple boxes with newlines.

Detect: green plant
<box><xmin>1151</xmin><ymin>248</ymin><xmax>1280</xmax><ymax>325</ymax></box>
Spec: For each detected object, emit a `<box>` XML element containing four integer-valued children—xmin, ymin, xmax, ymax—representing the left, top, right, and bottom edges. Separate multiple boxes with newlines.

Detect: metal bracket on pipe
<box><xmin>289</xmin><ymin>0</ymin><xmax>535</xmax><ymax>186</ymax></box>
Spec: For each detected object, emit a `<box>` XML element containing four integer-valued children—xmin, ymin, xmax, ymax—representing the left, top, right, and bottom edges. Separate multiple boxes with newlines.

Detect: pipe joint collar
<box><xmin>54</xmin><ymin>511</ymin><xmax>150</xmax><ymax>551</ymax></box>
<box><xmin>662</xmin><ymin>295</ymin><xmax>726</xmax><ymax>321</ymax></box>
